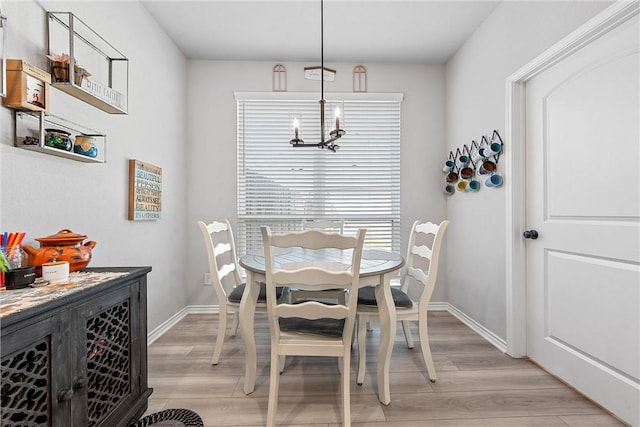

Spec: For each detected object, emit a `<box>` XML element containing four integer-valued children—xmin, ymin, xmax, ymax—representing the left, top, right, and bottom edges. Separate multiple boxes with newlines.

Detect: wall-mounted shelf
<box><xmin>47</xmin><ymin>12</ymin><xmax>128</xmax><ymax>114</ymax></box>
<box><xmin>15</xmin><ymin>110</ymin><xmax>107</xmax><ymax>163</ymax></box>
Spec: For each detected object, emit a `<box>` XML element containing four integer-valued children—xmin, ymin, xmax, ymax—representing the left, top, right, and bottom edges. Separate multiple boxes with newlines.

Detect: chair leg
<box><xmin>342</xmin><ymin>348</ymin><xmax>352</xmax><ymax>427</ymax></box>
<box><xmin>418</xmin><ymin>312</ymin><xmax>437</xmax><ymax>382</ymax></box>
<box><xmin>356</xmin><ymin>314</ymin><xmax>367</xmax><ymax>385</ymax></box>
<box><xmin>366</xmin><ymin>321</ymin><xmax>373</xmax><ymax>331</ymax></box>
<box><xmin>230</xmin><ymin>310</ymin><xmax>240</xmax><ymax>337</ymax></box>
<box><xmin>401</xmin><ymin>319</ymin><xmax>414</xmax><ymax>349</ymax></box>
<box><xmin>350</xmin><ymin>324</ymin><xmax>356</xmax><ymax>347</ymax></box>
<box><xmin>267</xmin><ymin>349</ymin><xmax>281</xmax><ymax>427</ymax></box>
<box><xmin>211</xmin><ymin>308</ymin><xmax>228</xmax><ymax>365</ymax></box>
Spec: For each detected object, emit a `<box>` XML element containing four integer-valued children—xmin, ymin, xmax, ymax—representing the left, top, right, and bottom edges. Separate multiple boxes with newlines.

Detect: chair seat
<box><xmin>228</xmin><ymin>282</ymin><xmax>287</xmax><ymax>303</ymax></box>
<box><xmin>357</xmin><ymin>286</ymin><xmax>413</xmax><ymax>308</ymax></box>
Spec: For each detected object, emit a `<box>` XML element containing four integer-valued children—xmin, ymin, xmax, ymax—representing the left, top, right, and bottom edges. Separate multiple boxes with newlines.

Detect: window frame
<box><xmin>236</xmin><ymin>91</ymin><xmax>403</xmax><ymax>255</ymax></box>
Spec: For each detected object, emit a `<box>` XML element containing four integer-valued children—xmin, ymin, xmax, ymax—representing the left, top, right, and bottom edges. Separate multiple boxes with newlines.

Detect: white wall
<box><xmin>186</xmin><ymin>61</ymin><xmax>447</xmax><ymax>306</ymax></box>
<box><xmin>3</xmin><ymin>0</ymin><xmax>611</xmax><ymax>339</ymax></box>
<box><xmin>1</xmin><ymin>2</ymin><xmax>447</xmax><ymax>331</ymax></box>
<box><xmin>445</xmin><ymin>0</ymin><xmax>613</xmax><ymax>341</ymax></box>
<box><xmin>0</xmin><ymin>1</ymin><xmax>188</xmax><ymax>331</ymax></box>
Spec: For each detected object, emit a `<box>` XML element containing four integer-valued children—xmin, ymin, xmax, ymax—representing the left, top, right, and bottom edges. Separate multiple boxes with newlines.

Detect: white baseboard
<box><xmin>148</xmin><ymin>302</ymin><xmax>507</xmax><ymax>354</ymax></box>
<box><xmin>185</xmin><ymin>305</ymin><xmax>219</xmax><ymax>314</ymax></box>
<box><xmin>427</xmin><ymin>301</ymin><xmax>450</xmax><ymax>311</ymax></box>
<box><xmin>445</xmin><ymin>303</ymin><xmax>507</xmax><ymax>353</ymax></box>
<box><xmin>147</xmin><ymin>305</ymin><xmax>219</xmax><ymax>345</ymax></box>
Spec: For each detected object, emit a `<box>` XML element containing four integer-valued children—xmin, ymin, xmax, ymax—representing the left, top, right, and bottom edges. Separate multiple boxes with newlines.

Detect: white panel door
<box><xmin>525</xmin><ymin>13</ymin><xmax>639</xmax><ymax>426</ymax></box>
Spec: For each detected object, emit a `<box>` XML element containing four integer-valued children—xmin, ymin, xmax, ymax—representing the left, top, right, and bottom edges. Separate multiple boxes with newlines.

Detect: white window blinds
<box><xmin>236</xmin><ymin>92</ymin><xmax>402</xmax><ymax>255</ymax></box>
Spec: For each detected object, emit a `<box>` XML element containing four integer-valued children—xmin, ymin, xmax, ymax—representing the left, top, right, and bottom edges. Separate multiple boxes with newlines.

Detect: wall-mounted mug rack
<box><xmin>443</xmin><ymin>130</ymin><xmax>504</xmax><ymax>195</ymax></box>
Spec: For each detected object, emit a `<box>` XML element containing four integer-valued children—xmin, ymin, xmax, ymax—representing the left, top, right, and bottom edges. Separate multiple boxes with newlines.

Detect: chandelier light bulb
<box><xmin>293</xmin><ymin>118</ymin><xmax>300</xmax><ymax>139</ymax></box>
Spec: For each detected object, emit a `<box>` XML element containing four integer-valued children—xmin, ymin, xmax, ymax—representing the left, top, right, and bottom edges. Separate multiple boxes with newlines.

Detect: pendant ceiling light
<box><xmin>290</xmin><ymin>0</ymin><xmax>345</xmax><ymax>152</ymax></box>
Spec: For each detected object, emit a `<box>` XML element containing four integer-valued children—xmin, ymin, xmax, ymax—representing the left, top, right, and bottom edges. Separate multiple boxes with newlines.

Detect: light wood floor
<box><xmin>146</xmin><ymin>312</ymin><xmax>625</xmax><ymax>426</ymax></box>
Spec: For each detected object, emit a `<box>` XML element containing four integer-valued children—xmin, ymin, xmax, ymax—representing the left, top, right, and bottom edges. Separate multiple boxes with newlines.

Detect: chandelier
<box><xmin>290</xmin><ymin>0</ymin><xmax>345</xmax><ymax>152</ymax></box>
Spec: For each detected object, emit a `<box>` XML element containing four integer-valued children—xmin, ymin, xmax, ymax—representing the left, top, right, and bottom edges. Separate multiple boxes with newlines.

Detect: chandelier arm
<box><xmin>325</xmin><ymin>134</ymin><xmax>341</xmax><ymax>145</ymax></box>
<box><xmin>291</xmin><ymin>142</ymin><xmax>324</xmax><ymax>148</ymax></box>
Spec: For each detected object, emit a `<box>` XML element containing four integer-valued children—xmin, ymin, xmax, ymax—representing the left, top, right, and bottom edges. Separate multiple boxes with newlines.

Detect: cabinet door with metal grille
<box><xmin>74</xmin><ymin>284</ymin><xmax>141</xmax><ymax>427</ymax></box>
<box><xmin>1</xmin><ymin>314</ymin><xmax>71</xmax><ymax>426</ymax></box>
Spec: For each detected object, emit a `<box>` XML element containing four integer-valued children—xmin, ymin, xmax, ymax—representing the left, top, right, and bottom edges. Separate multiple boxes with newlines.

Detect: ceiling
<box><xmin>141</xmin><ymin>1</ymin><xmax>501</xmax><ymax>64</ymax></box>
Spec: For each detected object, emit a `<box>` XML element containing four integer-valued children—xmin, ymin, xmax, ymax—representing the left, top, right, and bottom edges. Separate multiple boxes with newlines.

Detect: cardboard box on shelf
<box><xmin>2</xmin><ymin>59</ymin><xmax>51</xmax><ymax>112</ymax></box>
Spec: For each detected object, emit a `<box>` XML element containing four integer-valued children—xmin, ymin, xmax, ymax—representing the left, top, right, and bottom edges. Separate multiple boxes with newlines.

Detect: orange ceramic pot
<box><xmin>23</xmin><ymin>229</ymin><xmax>97</xmax><ymax>275</ymax></box>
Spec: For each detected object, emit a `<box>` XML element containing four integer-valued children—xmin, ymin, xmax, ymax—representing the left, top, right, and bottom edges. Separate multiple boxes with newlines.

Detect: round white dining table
<box><xmin>238</xmin><ymin>247</ymin><xmax>405</xmax><ymax>405</ymax></box>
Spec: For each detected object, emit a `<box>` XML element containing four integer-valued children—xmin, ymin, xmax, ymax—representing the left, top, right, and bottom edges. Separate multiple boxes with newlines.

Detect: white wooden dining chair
<box><xmin>197</xmin><ymin>219</ymin><xmax>288</xmax><ymax>365</ymax></box>
<box><xmin>291</xmin><ymin>219</ymin><xmax>347</xmax><ymax>304</ymax></box>
<box><xmin>261</xmin><ymin>226</ymin><xmax>366</xmax><ymax>427</ymax></box>
<box><xmin>356</xmin><ymin>220</ymin><xmax>449</xmax><ymax>385</ymax></box>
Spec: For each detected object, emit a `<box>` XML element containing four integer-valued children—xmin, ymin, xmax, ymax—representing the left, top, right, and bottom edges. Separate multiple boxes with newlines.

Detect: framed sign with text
<box><xmin>128</xmin><ymin>159</ymin><xmax>162</xmax><ymax>221</ymax></box>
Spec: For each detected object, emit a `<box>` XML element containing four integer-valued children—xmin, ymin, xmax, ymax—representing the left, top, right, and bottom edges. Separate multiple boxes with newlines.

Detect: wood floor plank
<box><xmin>334</xmin><ymin>415</ymin><xmax>571</xmax><ymax>426</ymax></box>
<box><xmin>158</xmin><ymin>395</ymin><xmax>386</xmax><ymax>426</ymax></box>
<box><xmin>144</xmin><ymin>312</ymin><xmax>625</xmax><ymax>426</ymax></box>
<box><xmin>149</xmin><ymin>375</ymin><xmax>241</xmax><ymax>399</ymax></box>
<box><xmin>377</xmin><ymin>389</ymin><xmax>612</xmax><ymax>421</ymax></box>
<box><xmin>145</xmin><ymin>398</ymin><xmax>168</xmax><ymax>415</ymax></box>
<box><xmin>429</xmin><ymin>369</ymin><xmax>566</xmax><ymax>392</ymax></box>
<box><xmin>560</xmin><ymin>414</ymin><xmax>628</xmax><ymax>426</ymax></box>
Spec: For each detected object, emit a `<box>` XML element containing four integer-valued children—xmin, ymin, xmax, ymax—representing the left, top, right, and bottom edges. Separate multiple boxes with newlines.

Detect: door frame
<box><xmin>504</xmin><ymin>0</ymin><xmax>639</xmax><ymax>357</ymax></box>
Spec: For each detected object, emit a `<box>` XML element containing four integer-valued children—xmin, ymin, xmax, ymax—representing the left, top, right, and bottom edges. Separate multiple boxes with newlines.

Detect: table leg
<box><xmin>240</xmin><ymin>271</ymin><xmax>260</xmax><ymax>394</ymax></box>
<box><xmin>375</xmin><ymin>274</ymin><xmax>396</xmax><ymax>405</ymax></box>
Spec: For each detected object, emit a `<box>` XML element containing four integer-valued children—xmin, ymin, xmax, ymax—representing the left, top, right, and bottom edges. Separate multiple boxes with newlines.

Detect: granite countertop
<box><xmin>0</xmin><ymin>270</ymin><xmax>131</xmax><ymax>319</ymax></box>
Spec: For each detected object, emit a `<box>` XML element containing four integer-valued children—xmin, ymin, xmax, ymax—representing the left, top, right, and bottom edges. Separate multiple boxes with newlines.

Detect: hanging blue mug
<box><xmin>467</xmin><ymin>179</ymin><xmax>481</xmax><ymax>192</ymax></box>
<box><xmin>486</xmin><ymin>142</ymin><xmax>502</xmax><ymax>156</ymax></box>
<box><xmin>485</xmin><ymin>173</ymin><xmax>503</xmax><ymax>188</ymax></box>
<box><xmin>442</xmin><ymin>160</ymin><xmax>455</xmax><ymax>173</ymax></box>
<box><xmin>456</xmin><ymin>155</ymin><xmax>470</xmax><ymax>168</ymax></box>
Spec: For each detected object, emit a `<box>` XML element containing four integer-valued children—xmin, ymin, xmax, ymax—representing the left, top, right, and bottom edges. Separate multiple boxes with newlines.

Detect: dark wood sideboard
<box><xmin>1</xmin><ymin>267</ymin><xmax>152</xmax><ymax>426</ymax></box>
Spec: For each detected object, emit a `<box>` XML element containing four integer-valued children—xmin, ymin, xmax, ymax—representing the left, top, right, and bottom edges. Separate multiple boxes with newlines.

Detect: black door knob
<box><xmin>523</xmin><ymin>230</ymin><xmax>539</xmax><ymax>239</ymax></box>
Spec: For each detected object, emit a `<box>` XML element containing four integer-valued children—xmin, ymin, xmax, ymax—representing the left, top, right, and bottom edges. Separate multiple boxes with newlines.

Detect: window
<box><xmin>236</xmin><ymin>92</ymin><xmax>402</xmax><ymax>255</ymax></box>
